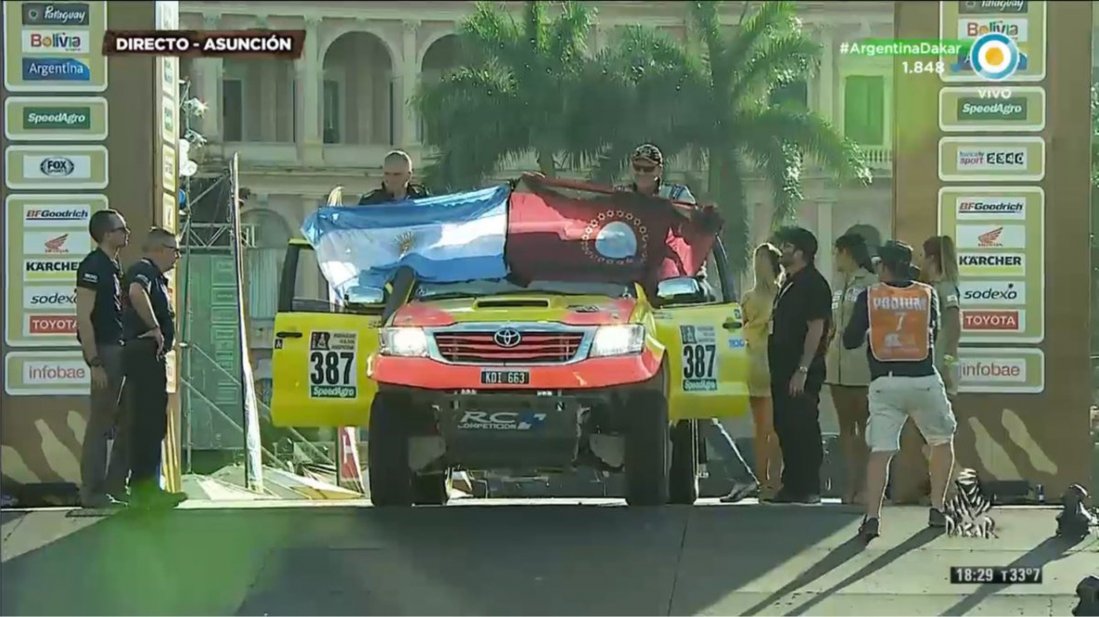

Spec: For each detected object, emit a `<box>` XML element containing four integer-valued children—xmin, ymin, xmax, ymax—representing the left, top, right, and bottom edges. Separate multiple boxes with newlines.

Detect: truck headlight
<box><xmin>589</xmin><ymin>325</ymin><xmax>645</xmax><ymax>357</ymax></box>
<box><xmin>380</xmin><ymin>327</ymin><xmax>429</xmax><ymax>357</ymax></box>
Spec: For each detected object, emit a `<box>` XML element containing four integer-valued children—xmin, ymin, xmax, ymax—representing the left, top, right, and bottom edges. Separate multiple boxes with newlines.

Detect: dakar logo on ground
<box><xmin>581</xmin><ymin>209</ymin><xmax>649</xmax><ymax>265</ymax></box>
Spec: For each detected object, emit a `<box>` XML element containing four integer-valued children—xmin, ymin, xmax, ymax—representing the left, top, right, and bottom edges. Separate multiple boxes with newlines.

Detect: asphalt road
<box><xmin>1</xmin><ymin>500</ymin><xmax>1095</xmax><ymax>615</ymax></box>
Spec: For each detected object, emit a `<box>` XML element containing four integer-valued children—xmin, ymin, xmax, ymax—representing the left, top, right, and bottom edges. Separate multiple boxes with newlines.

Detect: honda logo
<box><xmin>493</xmin><ymin>328</ymin><xmax>522</xmax><ymax>348</ymax></box>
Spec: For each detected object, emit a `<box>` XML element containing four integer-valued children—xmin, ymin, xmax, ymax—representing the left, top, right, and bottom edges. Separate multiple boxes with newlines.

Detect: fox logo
<box><xmin>43</xmin><ymin>234</ymin><xmax>69</xmax><ymax>253</ymax></box>
<box><xmin>977</xmin><ymin>227</ymin><xmax>1003</xmax><ymax>248</ymax></box>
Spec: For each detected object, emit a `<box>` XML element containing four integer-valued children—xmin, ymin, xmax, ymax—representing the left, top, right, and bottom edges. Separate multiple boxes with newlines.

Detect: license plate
<box><xmin>480</xmin><ymin>369</ymin><xmax>530</xmax><ymax>385</ymax></box>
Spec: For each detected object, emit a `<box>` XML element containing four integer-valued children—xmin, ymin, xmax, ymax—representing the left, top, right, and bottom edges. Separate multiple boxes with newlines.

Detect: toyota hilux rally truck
<box><xmin>269</xmin><ymin>177</ymin><xmax>751</xmax><ymax>507</ymax></box>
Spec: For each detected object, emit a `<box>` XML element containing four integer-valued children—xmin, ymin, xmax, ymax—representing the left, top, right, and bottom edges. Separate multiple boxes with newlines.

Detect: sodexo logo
<box><xmin>969</xmin><ymin>32</ymin><xmax>1021</xmax><ymax>81</ymax></box>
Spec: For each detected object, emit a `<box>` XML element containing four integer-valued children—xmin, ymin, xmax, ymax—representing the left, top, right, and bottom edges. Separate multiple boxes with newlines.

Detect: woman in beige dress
<box><xmin>741</xmin><ymin>243</ymin><xmax>783</xmax><ymax>500</ymax></box>
<box><xmin>825</xmin><ymin>232</ymin><xmax>878</xmax><ymax>505</ymax></box>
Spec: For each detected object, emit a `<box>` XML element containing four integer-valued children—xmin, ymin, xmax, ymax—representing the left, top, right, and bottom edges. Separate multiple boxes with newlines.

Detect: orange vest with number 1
<box><xmin>867</xmin><ymin>282</ymin><xmax>932</xmax><ymax>363</ymax></box>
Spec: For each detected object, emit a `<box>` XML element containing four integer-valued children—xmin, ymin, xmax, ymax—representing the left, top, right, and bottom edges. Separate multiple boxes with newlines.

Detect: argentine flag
<box><xmin>301</xmin><ymin>184</ymin><xmax>510</xmax><ymax>298</ymax></box>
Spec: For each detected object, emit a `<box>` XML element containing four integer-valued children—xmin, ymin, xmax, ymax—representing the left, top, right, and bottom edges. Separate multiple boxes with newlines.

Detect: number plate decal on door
<box><xmin>308</xmin><ymin>330</ymin><xmax>358</xmax><ymax>399</ymax></box>
<box><xmin>679</xmin><ymin>325</ymin><xmax>718</xmax><ymax>392</ymax></box>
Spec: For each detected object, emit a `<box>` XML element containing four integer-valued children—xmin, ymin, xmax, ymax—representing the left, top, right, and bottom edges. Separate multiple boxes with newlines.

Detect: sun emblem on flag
<box><xmin>581</xmin><ymin>209</ymin><xmax>648</xmax><ymax>265</ymax></box>
<box><xmin>394</xmin><ymin>230</ymin><xmax>417</xmax><ymax>257</ymax></box>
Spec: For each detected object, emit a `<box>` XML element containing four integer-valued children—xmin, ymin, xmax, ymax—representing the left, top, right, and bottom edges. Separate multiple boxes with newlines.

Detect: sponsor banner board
<box><xmin>4</xmin><ymin>144</ymin><xmax>108</xmax><ymax>190</ymax></box>
<box><xmin>939</xmin><ymin>87</ymin><xmax>1045</xmax><ymax>132</ymax></box>
<box><xmin>4</xmin><ymin>194</ymin><xmax>108</xmax><ymax>347</ymax></box>
<box><xmin>4</xmin><ymin>96</ymin><xmax>108</xmax><ymax>141</ymax></box>
<box><xmin>938</xmin><ymin>187</ymin><xmax>1044</xmax><ymax>344</ymax></box>
<box><xmin>939</xmin><ymin>1</ymin><xmax>1047</xmax><ymax>83</ymax></box>
<box><xmin>3</xmin><ymin>1</ymin><xmax>109</xmax><ymax>92</ymax></box>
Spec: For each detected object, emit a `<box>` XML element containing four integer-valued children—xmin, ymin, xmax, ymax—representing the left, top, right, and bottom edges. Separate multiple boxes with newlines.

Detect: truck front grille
<box><xmin>433</xmin><ymin>332</ymin><xmax>584</xmax><ymax>364</ymax></box>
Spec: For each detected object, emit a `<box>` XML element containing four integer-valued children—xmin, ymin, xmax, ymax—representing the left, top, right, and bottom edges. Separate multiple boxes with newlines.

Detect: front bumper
<box><xmin>371</xmin><ymin>348</ymin><xmax>662</xmax><ymax>390</ymax></box>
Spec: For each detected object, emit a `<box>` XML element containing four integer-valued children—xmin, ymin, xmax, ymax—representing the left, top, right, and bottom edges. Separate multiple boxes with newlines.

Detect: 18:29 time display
<box><xmin>950</xmin><ymin>566</ymin><xmax>1043</xmax><ymax>584</ymax></box>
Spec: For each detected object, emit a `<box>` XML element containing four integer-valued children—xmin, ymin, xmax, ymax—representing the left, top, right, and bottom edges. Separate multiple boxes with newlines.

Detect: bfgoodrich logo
<box><xmin>22</xmin><ymin>57</ymin><xmax>90</xmax><ymax>82</ymax></box>
<box><xmin>24</xmin><ymin>205</ymin><xmax>91</xmax><ymax>226</ymax></box>
<box><xmin>21</xmin><ymin>3</ymin><xmax>90</xmax><ymax>26</ymax></box>
<box><xmin>956</xmin><ymin>197</ymin><xmax>1026</xmax><ymax>219</ymax></box>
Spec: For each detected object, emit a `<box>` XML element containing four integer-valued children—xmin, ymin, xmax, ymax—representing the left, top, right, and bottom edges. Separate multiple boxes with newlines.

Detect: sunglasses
<box><xmin>632</xmin><ymin>163</ymin><xmax>657</xmax><ymax>173</ymax></box>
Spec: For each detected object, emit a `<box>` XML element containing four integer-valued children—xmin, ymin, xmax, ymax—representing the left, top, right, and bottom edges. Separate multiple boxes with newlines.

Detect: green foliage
<box><xmin>585</xmin><ymin>0</ymin><xmax>871</xmax><ymax>273</ymax></box>
<box><xmin>415</xmin><ymin>1</ymin><xmax>604</xmax><ymax>191</ymax></box>
<box><xmin>416</xmin><ymin>0</ymin><xmax>871</xmax><ymax>274</ymax></box>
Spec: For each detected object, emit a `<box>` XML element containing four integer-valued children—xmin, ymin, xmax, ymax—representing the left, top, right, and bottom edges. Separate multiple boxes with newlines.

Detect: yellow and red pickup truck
<box><xmin>269</xmin><ymin>182</ymin><xmax>751</xmax><ymax>507</ymax></box>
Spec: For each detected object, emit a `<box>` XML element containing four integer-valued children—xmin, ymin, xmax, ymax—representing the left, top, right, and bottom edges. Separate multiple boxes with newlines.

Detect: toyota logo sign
<box><xmin>493</xmin><ymin>328</ymin><xmax>522</xmax><ymax>348</ymax></box>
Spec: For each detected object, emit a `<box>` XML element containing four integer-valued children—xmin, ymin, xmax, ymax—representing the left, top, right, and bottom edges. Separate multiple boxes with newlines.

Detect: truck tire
<box><xmin>368</xmin><ymin>394</ymin><xmax>413</xmax><ymax>507</ymax></box>
<box><xmin>412</xmin><ymin>472</ymin><xmax>451</xmax><ymax>505</ymax></box>
<box><xmin>669</xmin><ymin>420</ymin><xmax>699</xmax><ymax>505</ymax></box>
<box><xmin>624</xmin><ymin>393</ymin><xmax>670</xmax><ymax>506</ymax></box>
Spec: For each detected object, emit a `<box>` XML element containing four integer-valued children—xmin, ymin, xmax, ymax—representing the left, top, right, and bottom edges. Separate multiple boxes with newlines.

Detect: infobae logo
<box><xmin>960</xmin><ymin>357</ymin><xmax>1026</xmax><ymax>383</ymax></box>
<box><xmin>22</xmin><ymin>359</ymin><xmax>88</xmax><ymax>385</ymax></box>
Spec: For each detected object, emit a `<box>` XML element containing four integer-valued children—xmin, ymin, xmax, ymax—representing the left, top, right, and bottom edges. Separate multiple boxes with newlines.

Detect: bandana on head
<box><xmin>631</xmin><ymin>144</ymin><xmax>663</xmax><ymax>166</ymax></box>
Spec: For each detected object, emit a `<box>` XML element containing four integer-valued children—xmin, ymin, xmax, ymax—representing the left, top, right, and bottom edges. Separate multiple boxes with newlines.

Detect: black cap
<box><xmin>631</xmin><ymin>144</ymin><xmax>663</xmax><ymax>165</ymax></box>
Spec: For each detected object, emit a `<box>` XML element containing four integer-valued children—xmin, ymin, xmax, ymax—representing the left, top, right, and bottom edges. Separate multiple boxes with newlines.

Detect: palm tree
<box><xmin>573</xmin><ymin>1</ymin><xmax>872</xmax><ymax>273</ymax></box>
<box><xmin>415</xmin><ymin>1</ymin><xmax>606</xmax><ymax>192</ymax></box>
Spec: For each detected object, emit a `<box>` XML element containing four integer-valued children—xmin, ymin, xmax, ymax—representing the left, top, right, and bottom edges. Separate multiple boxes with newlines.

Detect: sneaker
<box><xmin>858</xmin><ymin>516</ymin><xmax>880</xmax><ymax>541</ymax></box>
<box><xmin>928</xmin><ymin>507</ymin><xmax>948</xmax><ymax>528</ymax></box>
<box><xmin>720</xmin><ymin>481</ymin><xmax>759</xmax><ymax>503</ymax></box>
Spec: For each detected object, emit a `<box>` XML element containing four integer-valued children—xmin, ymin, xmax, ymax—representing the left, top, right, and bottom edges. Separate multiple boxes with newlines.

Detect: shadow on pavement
<box><xmin>237</xmin><ymin>503</ymin><xmax>856</xmax><ymax>616</ymax></box>
<box><xmin>0</xmin><ymin>502</ymin><xmax>857</xmax><ymax>616</ymax></box>
<box><xmin>782</xmin><ymin>527</ymin><xmax>943</xmax><ymax>616</ymax></box>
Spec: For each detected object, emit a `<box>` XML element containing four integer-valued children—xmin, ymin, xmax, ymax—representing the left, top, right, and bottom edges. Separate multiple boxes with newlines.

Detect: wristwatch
<box><xmin>797</xmin><ymin>365</ymin><xmax>809</xmax><ymax>374</ymax></box>
<box><xmin>87</xmin><ymin>357</ymin><xmax>103</xmax><ymax>368</ymax></box>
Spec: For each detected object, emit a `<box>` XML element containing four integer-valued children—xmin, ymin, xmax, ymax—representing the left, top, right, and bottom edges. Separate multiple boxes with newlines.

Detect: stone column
<box><xmin>398</xmin><ymin>20</ymin><xmax>420</xmax><ymax>147</ymax></box>
<box><xmin>297</xmin><ymin>17</ymin><xmax>322</xmax><ymax>164</ymax></box>
<box><xmin>196</xmin><ymin>14</ymin><xmax>222</xmax><ymax>141</ymax></box>
<box><xmin>819</xmin><ymin>30</ymin><xmax>836</xmax><ymax>124</ymax></box>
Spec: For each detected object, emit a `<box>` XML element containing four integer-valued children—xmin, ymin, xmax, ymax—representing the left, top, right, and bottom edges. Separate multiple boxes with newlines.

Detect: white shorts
<box><xmin>866</xmin><ymin>374</ymin><xmax>957</xmax><ymax>453</ymax></box>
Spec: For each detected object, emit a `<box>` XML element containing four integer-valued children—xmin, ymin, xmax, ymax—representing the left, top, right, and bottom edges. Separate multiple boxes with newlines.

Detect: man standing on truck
<box><xmin>616</xmin><ymin>143</ymin><xmax>760</xmax><ymax>503</ymax></box>
<box><xmin>842</xmin><ymin>241</ymin><xmax>957</xmax><ymax>540</ymax></box>
<box><xmin>75</xmin><ymin>209</ymin><xmax>131</xmax><ymax>509</ymax></box>
<box><xmin>358</xmin><ymin>150</ymin><xmax>430</xmax><ymax>205</ymax></box>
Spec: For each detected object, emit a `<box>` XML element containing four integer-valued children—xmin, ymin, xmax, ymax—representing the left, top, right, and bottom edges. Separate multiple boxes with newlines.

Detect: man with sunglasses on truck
<box><xmin>618</xmin><ymin>143</ymin><xmax>760</xmax><ymax>503</ymax></box>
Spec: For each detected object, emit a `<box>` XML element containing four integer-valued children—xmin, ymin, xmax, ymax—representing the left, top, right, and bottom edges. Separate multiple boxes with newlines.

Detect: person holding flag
<box><xmin>841</xmin><ymin>241</ymin><xmax>958</xmax><ymax>540</ymax></box>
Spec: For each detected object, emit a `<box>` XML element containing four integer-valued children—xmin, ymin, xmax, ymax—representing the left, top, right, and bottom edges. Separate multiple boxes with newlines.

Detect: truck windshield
<box><xmin>414</xmin><ymin>279</ymin><xmax>633</xmax><ymax>300</ymax></box>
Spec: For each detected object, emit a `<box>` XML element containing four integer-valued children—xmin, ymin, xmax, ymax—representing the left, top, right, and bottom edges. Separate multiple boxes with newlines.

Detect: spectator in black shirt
<box><xmin>75</xmin><ymin>209</ymin><xmax>131</xmax><ymax>508</ymax></box>
<box><xmin>121</xmin><ymin>227</ymin><xmax>186</xmax><ymax>509</ymax></box>
<box><xmin>357</xmin><ymin>150</ymin><xmax>430</xmax><ymax>205</ymax></box>
<box><xmin>842</xmin><ymin>241</ymin><xmax>957</xmax><ymax>540</ymax></box>
<box><xmin>768</xmin><ymin>226</ymin><xmax>832</xmax><ymax>505</ymax></box>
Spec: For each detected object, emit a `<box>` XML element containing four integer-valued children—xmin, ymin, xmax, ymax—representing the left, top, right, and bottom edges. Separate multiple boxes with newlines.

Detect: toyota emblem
<box><xmin>493</xmin><ymin>328</ymin><xmax>522</xmax><ymax>348</ymax></box>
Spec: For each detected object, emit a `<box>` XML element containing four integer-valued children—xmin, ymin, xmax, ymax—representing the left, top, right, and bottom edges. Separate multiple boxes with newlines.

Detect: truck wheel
<box><xmin>367</xmin><ymin>394</ymin><xmax>412</xmax><ymax>507</ymax></box>
<box><xmin>412</xmin><ymin>472</ymin><xmax>451</xmax><ymax>505</ymax></box>
<box><xmin>624</xmin><ymin>393</ymin><xmax>670</xmax><ymax>506</ymax></box>
<box><xmin>669</xmin><ymin>420</ymin><xmax>699</xmax><ymax>505</ymax></box>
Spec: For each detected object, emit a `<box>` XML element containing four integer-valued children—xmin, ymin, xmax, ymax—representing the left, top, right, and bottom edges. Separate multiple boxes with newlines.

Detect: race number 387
<box><xmin>308</xmin><ymin>331</ymin><xmax>358</xmax><ymax>399</ymax></box>
<box><xmin>680</xmin><ymin>325</ymin><xmax>719</xmax><ymax>392</ymax></box>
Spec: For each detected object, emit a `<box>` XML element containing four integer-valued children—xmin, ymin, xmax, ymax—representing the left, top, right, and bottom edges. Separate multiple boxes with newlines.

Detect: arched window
<box><xmin>242</xmin><ymin>209</ymin><xmax>291</xmax><ymax>321</ymax></box>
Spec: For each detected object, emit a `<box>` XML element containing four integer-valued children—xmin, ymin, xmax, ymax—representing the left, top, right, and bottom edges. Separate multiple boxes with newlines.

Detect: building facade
<box><xmin>178</xmin><ymin>0</ymin><xmax>897</xmax><ymax>359</ymax></box>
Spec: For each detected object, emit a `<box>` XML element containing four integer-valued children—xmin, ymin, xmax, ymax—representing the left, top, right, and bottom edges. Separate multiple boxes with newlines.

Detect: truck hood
<box><xmin>389</xmin><ymin>295</ymin><xmax>639</xmax><ymax>328</ymax></box>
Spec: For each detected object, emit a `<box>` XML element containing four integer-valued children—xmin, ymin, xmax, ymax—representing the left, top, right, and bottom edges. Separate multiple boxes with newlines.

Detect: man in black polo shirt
<box><xmin>357</xmin><ymin>150</ymin><xmax>430</xmax><ymax>205</ymax></box>
<box><xmin>768</xmin><ymin>226</ymin><xmax>832</xmax><ymax>504</ymax></box>
<box><xmin>75</xmin><ymin>209</ymin><xmax>131</xmax><ymax>508</ymax></box>
<box><xmin>121</xmin><ymin>227</ymin><xmax>186</xmax><ymax>508</ymax></box>
<box><xmin>843</xmin><ymin>241</ymin><xmax>956</xmax><ymax>540</ymax></box>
